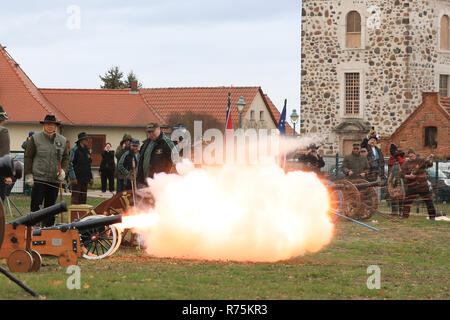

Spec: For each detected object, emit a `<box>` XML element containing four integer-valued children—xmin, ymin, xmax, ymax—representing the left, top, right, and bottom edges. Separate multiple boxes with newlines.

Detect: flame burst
<box><xmin>117</xmin><ymin>159</ymin><xmax>334</xmax><ymax>262</ymax></box>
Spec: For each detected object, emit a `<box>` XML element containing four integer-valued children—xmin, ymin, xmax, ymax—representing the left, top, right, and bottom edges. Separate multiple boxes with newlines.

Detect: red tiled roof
<box><xmin>0</xmin><ymin>46</ymin><xmax>69</xmax><ymax>123</ymax></box>
<box><xmin>1</xmin><ymin>46</ymin><xmax>283</xmax><ymax>129</ymax></box>
<box><xmin>440</xmin><ymin>96</ymin><xmax>450</xmax><ymax>115</ymax></box>
<box><xmin>140</xmin><ymin>87</ymin><xmax>261</xmax><ymax>128</ymax></box>
<box><xmin>263</xmin><ymin>94</ymin><xmax>295</xmax><ymax>135</ymax></box>
<box><xmin>40</xmin><ymin>89</ymin><xmax>162</xmax><ymax>126</ymax></box>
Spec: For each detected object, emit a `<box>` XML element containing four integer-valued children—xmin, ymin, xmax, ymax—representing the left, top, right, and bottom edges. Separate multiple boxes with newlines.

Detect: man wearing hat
<box><xmin>297</xmin><ymin>143</ymin><xmax>325</xmax><ymax>174</ymax></box>
<box><xmin>137</xmin><ymin>122</ymin><xmax>179</xmax><ymax>187</ymax></box>
<box><xmin>118</xmin><ymin>138</ymin><xmax>140</xmax><ymax>191</ymax></box>
<box><xmin>400</xmin><ymin>149</ymin><xmax>436</xmax><ymax>219</ymax></box>
<box><xmin>366</xmin><ymin>135</ymin><xmax>385</xmax><ymax>182</ymax></box>
<box><xmin>0</xmin><ymin>105</ymin><xmax>12</xmax><ymax>201</ymax></box>
<box><xmin>24</xmin><ymin>114</ymin><xmax>69</xmax><ymax>227</ymax></box>
<box><xmin>115</xmin><ymin>133</ymin><xmax>132</xmax><ymax>192</ymax></box>
<box><xmin>68</xmin><ymin>132</ymin><xmax>93</xmax><ymax>205</ymax></box>
<box><xmin>341</xmin><ymin>143</ymin><xmax>370</xmax><ymax>180</ymax></box>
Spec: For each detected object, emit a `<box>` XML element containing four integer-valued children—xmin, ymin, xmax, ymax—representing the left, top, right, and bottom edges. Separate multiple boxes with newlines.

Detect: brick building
<box><xmin>300</xmin><ymin>0</ymin><xmax>450</xmax><ymax>156</ymax></box>
<box><xmin>383</xmin><ymin>92</ymin><xmax>450</xmax><ymax>160</ymax></box>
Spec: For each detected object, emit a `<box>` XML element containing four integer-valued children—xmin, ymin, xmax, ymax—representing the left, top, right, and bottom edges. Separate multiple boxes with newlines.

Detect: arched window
<box><xmin>346</xmin><ymin>11</ymin><xmax>361</xmax><ymax>48</ymax></box>
<box><xmin>441</xmin><ymin>15</ymin><xmax>450</xmax><ymax>50</ymax></box>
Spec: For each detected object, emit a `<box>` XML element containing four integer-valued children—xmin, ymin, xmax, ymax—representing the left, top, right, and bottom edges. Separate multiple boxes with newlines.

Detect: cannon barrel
<box><xmin>39</xmin><ymin>214</ymin><xmax>122</xmax><ymax>232</ymax></box>
<box><xmin>0</xmin><ymin>155</ymin><xmax>23</xmax><ymax>179</ymax></box>
<box><xmin>9</xmin><ymin>202</ymin><xmax>67</xmax><ymax>227</ymax></box>
<box><xmin>327</xmin><ymin>180</ymin><xmax>385</xmax><ymax>190</ymax></box>
<box><xmin>69</xmin><ymin>214</ymin><xmax>122</xmax><ymax>231</ymax></box>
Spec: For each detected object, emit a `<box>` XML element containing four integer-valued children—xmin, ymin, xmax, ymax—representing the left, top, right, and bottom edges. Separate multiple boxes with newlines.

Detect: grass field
<box><xmin>1</xmin><ymin>194</ymin><xmax>449</xmax><ymax>300</ymax></box>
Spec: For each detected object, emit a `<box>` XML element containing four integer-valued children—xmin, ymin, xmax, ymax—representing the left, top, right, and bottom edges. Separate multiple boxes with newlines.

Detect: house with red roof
<box><xmin>0</xmin><ymin>45</ymin><xmax>292</xmax><ymax>166</ymax></box>
<box><xmin>382</xmin><ymin>92</ymin><xmax>450</xmax><ymax>160</ymax></box>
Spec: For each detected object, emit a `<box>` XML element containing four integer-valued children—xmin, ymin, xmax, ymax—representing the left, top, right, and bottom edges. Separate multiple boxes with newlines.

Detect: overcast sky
<box><xmin>0</xmin><ymin>0</ymin><xmax>301</xmax><ymax>125</ymax></box>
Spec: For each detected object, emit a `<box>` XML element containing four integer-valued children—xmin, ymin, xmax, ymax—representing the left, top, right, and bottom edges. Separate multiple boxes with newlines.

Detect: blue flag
<box><xmin>277</xmin><ymin>99</ymin><xmax>287</xmax><ymax>135</ymax></box>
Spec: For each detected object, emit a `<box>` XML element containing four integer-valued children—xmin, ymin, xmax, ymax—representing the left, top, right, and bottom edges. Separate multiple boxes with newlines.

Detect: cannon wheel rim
<box><xmin>58</xmin><ymin>250</ymin><xmax>78</xmax><ymax>267</ymax></box>
<box><xmin>352</xmin><ymin>179</ymin><xmax>378</xmax><ymax>220</ymax></box>
<box><xmin>322</xmin><ymin>180</ymin><xmax>344</xmax><ymax>222</ymax></box>
<box><xmin>334</xmin><ymin>179</ymin><xmax>361</xmax><ymax>220</ymax></box>
<box><xmin>79</xmin><ymin>215</ymin><xmax>121</xmax><ymax>260</ymax></box>
<box><xmin>8</xmin><ymin>249</ymin><xmax>33</xmax><ymax>273</ymax></box>
<box><xmin>30</xmin><ymin>250</ymin><xmax>42</xmax><ymax>272</ymax></box>
<box><xmin>0</xmin><ymin>200</ymin><xmax>4</xmax><ymax>249</ymax></box>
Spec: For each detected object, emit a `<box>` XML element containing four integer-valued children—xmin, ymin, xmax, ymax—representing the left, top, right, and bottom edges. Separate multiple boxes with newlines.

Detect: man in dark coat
<box><xmin>118</xmin><ymin>139</ymin><xmax>140</xmax><ymax>190</ymax></box>
<box><xmin>24</xmin><ymin>115</ymin><xmax>69</xmax><ymax>227</ymax></box>
<box><xmin>400</xmin><ymin>149</ymin><xmax>436</xmax><ymax>219</ymax></box>
<box><xmin>116</xmin><ymin>134</ymin><xmax>132</xmax><ymax>192</ymax></box>
<box><xmin>297</xmin><ymin>144</ymin><xmax>325</xmax><ymax>175</ymax></box>
<box><xmin>137</xmin><ymin>123</ymin><xmax>179</xmax><ymax>187</ymax></box>
<box><xmin>366</xmin><ymin>135</ymin><xmax>385</xmax><ymax>182</ymax></box>
<box><xmin>341</xmin><ymin>143</ymin><xmax>369</xmax><ymax>180</ymax></box>
<box><xmin>0</xmin><ymin>105</ymin><xmax>12</xmax><ymax>201</ymax></box>
<box><xmin>68</xmin><ymin>132</ymin><xmax>93</xmax><ymax>205</ymax></box>
<box><xmin>99</xmin><ymin>142</ymin><xmax>115</xmax><ymax>193</ymax></box>
<box><xmin>387</xmin><ymin>143</ymin><xmax>406</xmax><ymax>215</ymax></box>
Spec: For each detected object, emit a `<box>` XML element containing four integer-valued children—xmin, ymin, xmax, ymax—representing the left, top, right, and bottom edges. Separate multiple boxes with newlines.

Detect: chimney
<box><xmin>422</xmin><ymin>92</ymin><xmax>438</xmax><ymax>106</ymax></box>
<box><xmin>130</xmin><ymin>80</ymin><xmax>138</xmax><ymax>93</ymax></box>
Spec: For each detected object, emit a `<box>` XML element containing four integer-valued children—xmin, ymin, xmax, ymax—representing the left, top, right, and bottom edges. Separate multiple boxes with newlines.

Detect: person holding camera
<box><xmin>361</xmin><ymin>127</ymin><xmax>380</xmax><ymax>150</ymax></box>
<box><xmin>297</xmin><ymin>144</ymin><xmax>325</xmax><ymax>175</ymax></box>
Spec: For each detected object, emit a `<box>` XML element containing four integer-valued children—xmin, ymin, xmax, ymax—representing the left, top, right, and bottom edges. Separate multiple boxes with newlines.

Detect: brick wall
<box><xmin>384</xmin><ymin>93</ymin><xmax>450</xmax><ymax>160</ymax></box>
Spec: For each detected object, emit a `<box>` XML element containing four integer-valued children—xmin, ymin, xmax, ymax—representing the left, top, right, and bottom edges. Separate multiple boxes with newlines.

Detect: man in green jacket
<box><xmin>115</xmin><ymin>133</ymin><xmax>132</xmax><ymax>192</ymax></box>
<box><xmin>137</xmin><ymin>123</ymin><xmax>179</xmax><ymax>187</ymax></box>
<box><xmin>24</xmin><ymin>115</ymin><xmax>69</xmax><ymax>227</ymax></box>
<box><xmin>341</xmin><ymin>143</ymin><xmax>369</xmax><ymax>180</ymax></box>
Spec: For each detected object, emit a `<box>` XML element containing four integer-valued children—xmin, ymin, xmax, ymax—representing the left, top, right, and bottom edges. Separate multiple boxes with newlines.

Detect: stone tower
<box><xmin>300</xmin><ymin>0</ymin><xmax>450</xmax><ymax>156</ymax></box>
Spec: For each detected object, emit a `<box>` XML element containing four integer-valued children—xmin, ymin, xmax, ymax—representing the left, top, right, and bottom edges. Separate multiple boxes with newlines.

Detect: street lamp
<box><xmin>236</xmin><ymin>96</ymin><xmax>246</xmax><ymax>129</ymax></box>
<box><xmin>290</xmin><ymin>109</ymin><xmax>299</xmax><ymax>135</ymax></box>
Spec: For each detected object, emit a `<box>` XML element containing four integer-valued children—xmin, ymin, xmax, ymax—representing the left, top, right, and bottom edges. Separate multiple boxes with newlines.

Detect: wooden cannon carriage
<box><xmin>325</xmin><ymin>179</ymin><xmax>385</xmax><ymax>221</ymax></box>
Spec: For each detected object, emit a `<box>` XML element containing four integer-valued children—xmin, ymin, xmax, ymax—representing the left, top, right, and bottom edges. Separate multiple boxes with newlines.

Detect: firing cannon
<box><xmin>33</xmin><ymin>214</ymin><xmax>123</xmax><ymax>265</ymax></box>
<box><xmin>325</xmin><ymin>179</ymin><xmax>385</xmax><ymax>221</ymax></box>
<box><xmin>0</xmin><ymin>202</ymin><xmax>67</xmax><ymax>272</ymax></box>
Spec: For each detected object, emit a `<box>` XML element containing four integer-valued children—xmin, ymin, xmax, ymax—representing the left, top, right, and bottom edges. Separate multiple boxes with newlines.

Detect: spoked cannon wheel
<box><xmin>352</xmin><ymin>179</ymin><xmax>378</xmax><ymax>220</ymax></box>
<box><xmin>79</xmin><ymin>215</ymin><xmax>122</xmax><ymax>260</ymax></box>
<box><xmin>334</xmin><ymin>179</ymin><xmax>361</xmax><ymax>220</ymax></box>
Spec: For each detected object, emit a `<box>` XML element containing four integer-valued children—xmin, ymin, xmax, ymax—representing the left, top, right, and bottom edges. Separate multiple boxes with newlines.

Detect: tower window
<box><xmin>440</xmin><ymin>75</ymin><xmax>449</xmax><ymax>97</ymax></box>
<box><xmin>441</xmin><ymin>15</ymin><xmax>450</xmax><ymax>51</ymax></box>
<box><xmin>344</xmin><ymin>73</ymin><xmax>360</xmax><ymax>115</ymax></box>
<box><xmin>346</xmin><ymin>11</ymin><xmax>361</xmax><ymax>48</ymax></box>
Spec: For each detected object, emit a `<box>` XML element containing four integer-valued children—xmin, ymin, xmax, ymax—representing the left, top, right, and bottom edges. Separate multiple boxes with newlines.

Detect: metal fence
<box><xmin>320</xmin><ymin>154</ymin><xmax>450</xmax><ymax>204</ymax></box>
<box><xmin>9</xmin><ymin>151</ymin><xmax>26</xmax><ymax>195</ymax></box>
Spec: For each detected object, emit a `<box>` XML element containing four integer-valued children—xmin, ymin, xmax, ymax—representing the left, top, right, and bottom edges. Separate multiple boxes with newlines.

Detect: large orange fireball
<box><xmin>116</xmin><ymin>159</ymin><xmax>334</xmax><ymax>262</ymax></box>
